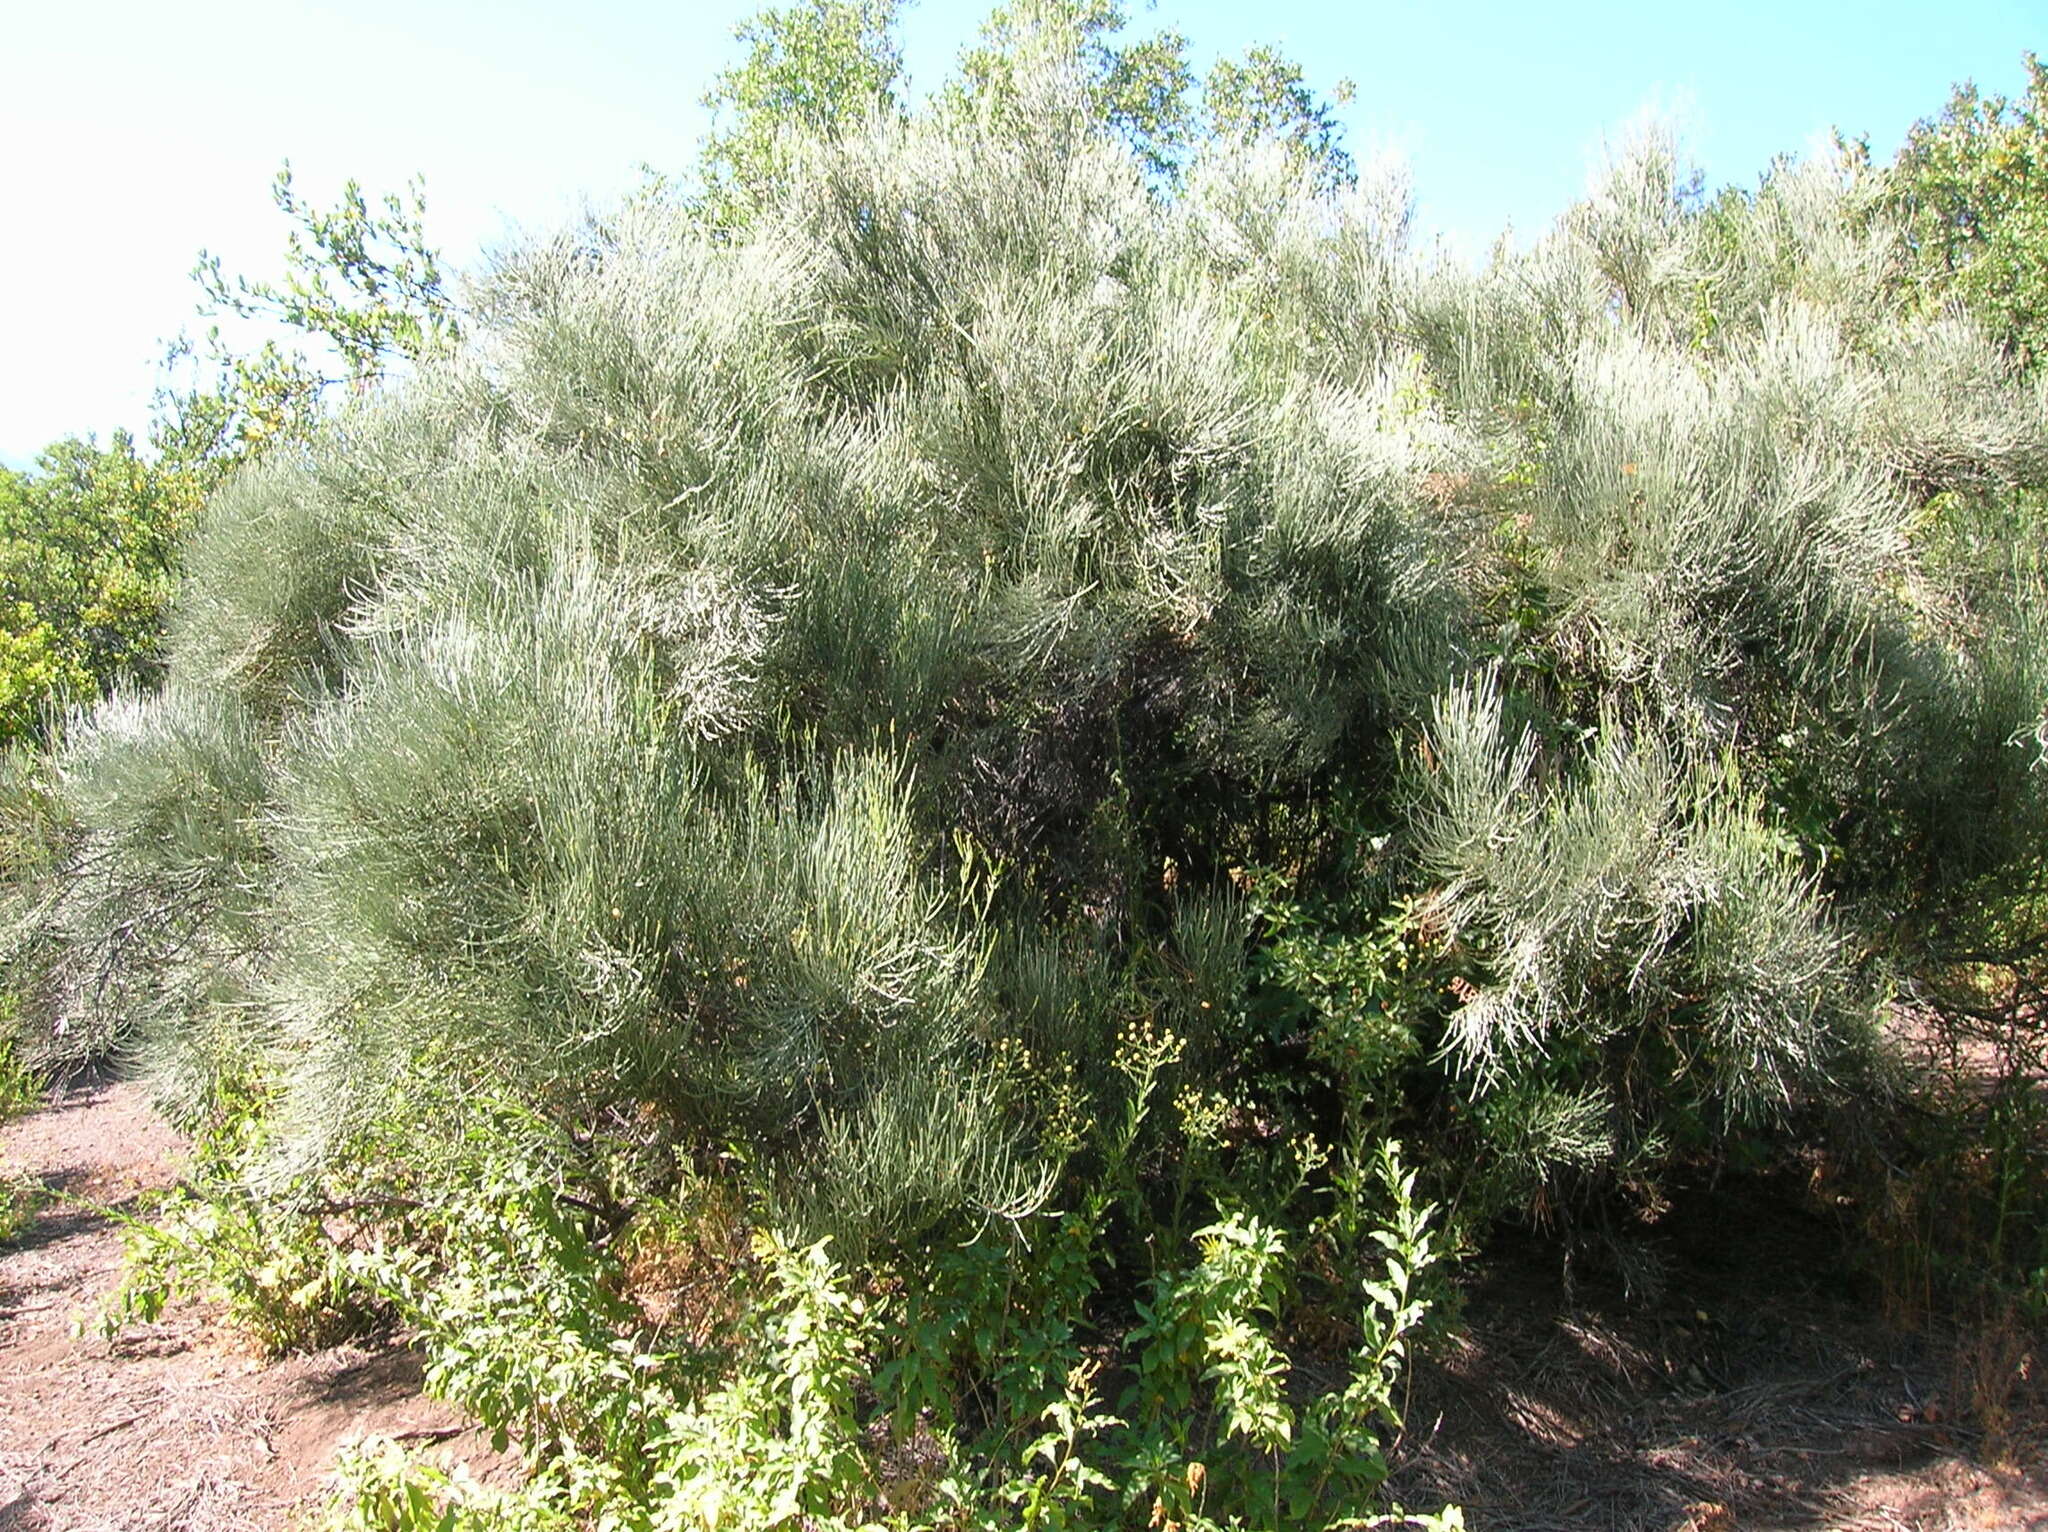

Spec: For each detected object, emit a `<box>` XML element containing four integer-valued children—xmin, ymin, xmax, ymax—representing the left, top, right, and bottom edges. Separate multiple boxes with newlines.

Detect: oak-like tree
<box><xmin>1865</xmin><ymin>53</ymin><xmax>2048</xmax><ymax>371</ymax></box>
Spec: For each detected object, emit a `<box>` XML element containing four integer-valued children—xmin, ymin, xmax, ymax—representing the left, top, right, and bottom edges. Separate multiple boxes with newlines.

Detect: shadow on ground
<box><xmin>1389</xmin><ymin>1176</ymin><xmax>2047</xmax><ymax>1532</ymax></box>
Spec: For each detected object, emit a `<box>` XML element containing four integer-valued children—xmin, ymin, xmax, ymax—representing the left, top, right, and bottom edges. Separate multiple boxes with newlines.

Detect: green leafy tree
<box><xmin>0</xmin><ymin>435</ymin><xmax>197</xmax><ymax>741</ymax></box>
<box><xmin>950</xmin><ymin>0</ymin><xmax>1196</xmax><ymax>179</ymax></box>
<box><xmin>952</xmin><ymin>0</ymin><xmax>1351</xmax><ymax>187</ymax></box>
<box><xmin>701</xmin><ymin>0</ymin><xmax>1353</xmax><ymax>216</ymax></box>
<box><xmin>1865</xmin><ymin>54</ymin><xmax>2048</xmax><ymax>370</ymax></box>
<box><xmin>193</xmin><ymin>162</ymin><xmax>459</xmax><ymax>390</ymax></box>
<box><xmin>0</xmin><ymin>167</ymin><xmax>458</xmax><ymax>746</ymax></box>
<box><xmin>184</xmin><ymin>162</ymin><xmax>461</xmax><ymax>451</ymax></box>
<box><xmin>698</xmin><ymin>0</ymin><xmax>909</xmax><ymax>226</ymax></box>
<box><xmin>1202</xmin><ymin>43</ymin><xmax>1353</xmax><ymax>189</ymax></box>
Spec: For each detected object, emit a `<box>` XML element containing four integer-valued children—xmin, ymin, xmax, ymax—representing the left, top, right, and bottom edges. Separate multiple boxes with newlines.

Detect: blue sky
<box><xmin>1</xmin><ymin>0</ymin><xmax>2040</xmax><ymax>467</ymax></box>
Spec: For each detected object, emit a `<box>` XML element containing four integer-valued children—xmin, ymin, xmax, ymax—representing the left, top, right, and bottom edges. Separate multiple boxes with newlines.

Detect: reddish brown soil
<box><xmin>1389</xmin><ymin>1184</ymin><xmax>2048</xmax><ymax>1531</ymax></box>
<box><xmin>0</xmin><ymin>1074</ymin><xmax>490</xmax><ymax>1532</ymax></box>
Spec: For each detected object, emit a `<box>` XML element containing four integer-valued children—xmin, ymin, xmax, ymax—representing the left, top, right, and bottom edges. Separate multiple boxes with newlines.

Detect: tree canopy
<box><xmin>0</xmin><ymin>436</ymin><xmax>191</xmax><ymax>742</ymax></box>
<box><xmin>1863</xmin><ymin>53</ymin><xmax>2048</xmax><ymax>372</ymax></box>
<box><xmin>0</xmin><ymin>167</ymin><xmax>459</xmax><ymax>746</ymax></box>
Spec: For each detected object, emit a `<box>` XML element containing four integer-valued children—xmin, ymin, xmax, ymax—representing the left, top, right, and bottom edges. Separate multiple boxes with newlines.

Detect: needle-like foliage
<box><xmin>12</xmin><ymin>21</ymin><xmax>2048</xmax><ymax>1241</ymax></box>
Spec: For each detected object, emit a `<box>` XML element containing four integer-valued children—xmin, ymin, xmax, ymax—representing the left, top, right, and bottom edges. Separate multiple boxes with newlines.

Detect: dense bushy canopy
<box><xmin>1872</xmin><ymin>52</ymin><xmax>2048</xmax><ymax>374</ymax></box>
<box><xmin>0</xmin><ymin>435</ymin><xmax>196</xmax><ymax>743</ymax></box>
<box><xmin>16</xmin><ymin>26</ymin><xmax>2048</xmax><ymax>1247</ymax></box>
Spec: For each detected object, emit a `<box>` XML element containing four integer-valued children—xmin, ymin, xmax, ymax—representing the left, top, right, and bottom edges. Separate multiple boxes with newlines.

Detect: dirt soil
<box><xmin>1388</xmin><ymin>1180</ymin><xmax>2048</xmax><ymax>1531</ymax></box>
<box><xmin>0</xmin><ymin>1074</ymin><xmax>493</xmax><ymax>1532</ymax></box>
<box><xmin>2</xmin><ymin>1079</ymin><xmax>2043</xmax><ymax>1531</ymax></box>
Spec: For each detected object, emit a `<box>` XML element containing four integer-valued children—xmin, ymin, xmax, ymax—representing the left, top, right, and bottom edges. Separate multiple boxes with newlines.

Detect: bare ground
<box><xmin>1389</xmin><ymin>1182</ymin><xmax>2048</xmax><ymax>1531</ymax></box>
<box><xmin>2</xmin><ymin>1079</ymin><xmax>2042</xmax><ymax>1531</ymax></box>
<box><xmin>0</xmin><ymin>1074</ymin><xmax>491</xmax><ymax>1532</ymax></box>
